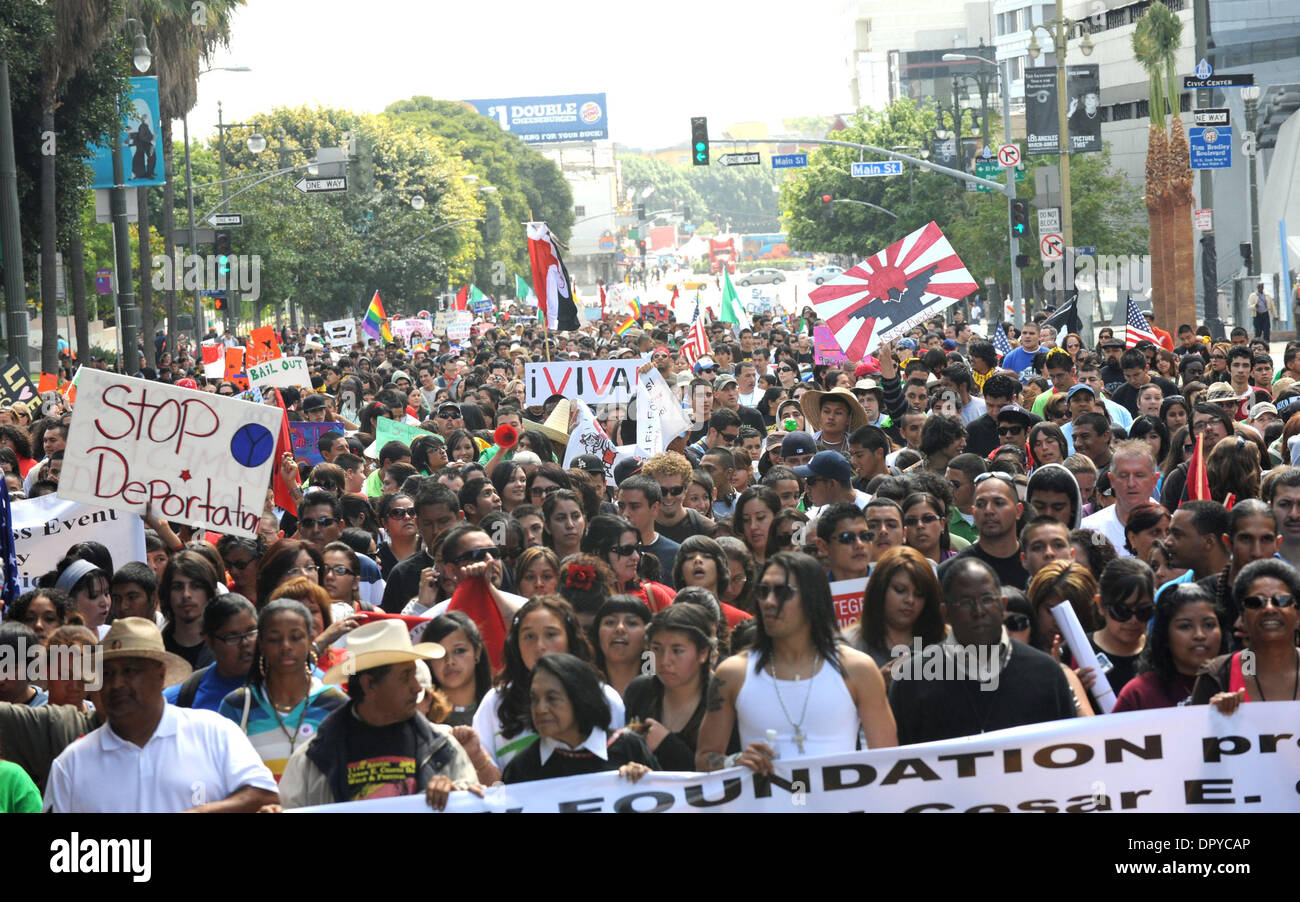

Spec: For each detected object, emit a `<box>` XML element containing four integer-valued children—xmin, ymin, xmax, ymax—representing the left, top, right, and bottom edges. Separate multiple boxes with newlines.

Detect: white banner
<box><xmin>635</xmin><ymin>367</ymin><xmax>690</xmax><ymax>458</ymax></box>
<box><xmin>525</xmin><ymin>359</ymin><xmax>643</xmax><ymax>406</ymax></box>
<box><xmin>390</xmin><ymin>318</ymin><xmax>435</xmax><ymax>344</ymax></box>
<box><xmin>59</xmin><ymin>370</ymin><xmax>286</xmax><ymax>537</ymax></box>
<box><xmin>248</xmin><ymin>356</ymin><xmax>310</xmax><ymax>390</ymax></box>
<box><xmin>10</xmin><ymin>494</ymin><xmax>146</xmax><ymax>593</ymax></box>
<box><xmin>323</xmin><ymin>319</ymin><xmax>356</xmax><ymax>348</ymax></box>
<box><xmin>433</xmin><ymin>311</ymin><xmax>473</xmax><ymax>341</ymax></box>
<box><xmin>562</xmin><ymin>400</ymin><xmax>637</xmax><ymax>487</ymax></box>
<box><xmin>296</xmin><ymin>702</ymin><xmax>1300</xmax><ymax>813</ymax></box>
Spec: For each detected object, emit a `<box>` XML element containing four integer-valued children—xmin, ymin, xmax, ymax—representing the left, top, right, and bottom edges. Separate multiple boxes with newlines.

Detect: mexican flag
<box><xmin>516</xmin><ymin>274</ymin><xmax>537</xmax><ymax>306</ymax></box>
<box><xmin>720</xmin><ymin>268</ymin><xmax>751</xmax><ymax>334</ymax></box>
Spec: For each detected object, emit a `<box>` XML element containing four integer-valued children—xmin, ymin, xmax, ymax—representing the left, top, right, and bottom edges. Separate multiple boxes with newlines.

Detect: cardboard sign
<box><xmin>0</xmin><ymin>356</ymin><xmax>38</xmax><ymax>406</ymax></box>
<box><xmin>364</xmin><ymin>417</ymin><xmax>436</xmax><ymax>459</ymax></box>
<box><xmin>635</xmin><ymin>367</ymin><xmax>689</xmax><ymax>457</ymax></box>
<box><xmin>324</xmin><ymin>318</ymin><xmax>356</xmax><ymax>348</ymax></box>
<box><xmin>59</xmin><ymin>369</ymin><xmax>286</xmax><ymax>537</ymax></box>
<box><xmin>812</xmin><ymin>325</ymin><xmax>848</xmax><ymax>365</ymax></box>
<box><xmin>434</xmin><ymin>311</ymin><xmax>473</xmax><ymax>340</ymax></box>
<box><xmin>288</xmin><ymin>421</ymin><xmax>344</xmax><ymax>465</ymax></box>
<box><xmin>248</xmin><ymin>356</ymin><xmax>310</xmax><ymax>390</ymax></box>
<box><xmin>390</xmin><ymin>318</ymin><xmax>435</xmax><ymax>344</ymax></box>
<box><xmin>830</xmin><ymin>577</ymin><xmax>867</xmax><ymax>631</ymax></box>
<box><xmin>525</xmin><ymin>358</ymin><xmax>643</xmax><ymax>406</ymax></box>
<box><xmin>10</xmin><ymin>494</ymin><xmax>146</xmax><ymax>593</ymax></box>
<box><xmin>246</xmin><ymin>326</ymin><xmax>283</xmax><ymax>367</ymax></box>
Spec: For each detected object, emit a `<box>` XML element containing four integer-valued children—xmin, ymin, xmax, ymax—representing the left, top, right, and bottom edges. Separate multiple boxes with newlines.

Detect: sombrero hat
<box><xmin>322</xmin><ymin>619</ymin><xmax>445</xmax><ymax>685</ymax></box>
<box><xmin>534</xmin><ymin>399</ymin><xmax>573</xmax><ymax>445</ymax></box>
<box><xmin>800</xmin><ymin>386</ymin><xmax>870</xmax><ymax>433</ymax></box>
<box><xmin>94</xmin><ymin>617</ymin><xmax>192</xmax><ymax>687</ymax></box>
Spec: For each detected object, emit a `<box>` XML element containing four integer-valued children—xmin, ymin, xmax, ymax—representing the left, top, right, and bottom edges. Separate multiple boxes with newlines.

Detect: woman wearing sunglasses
<box><xmin>582</xmin><ymin>514</ymin><xmax>674</xmax><ymax>614</ymax></box>
<box><xmin>1075</xmin><ymin>558</ymin><xmax>1154</xmax><ymax>706</ymax></box>
<box><xmin>765</xmin><ymin>509</ymin><xmax>810</xmax><ymax>558</ymax></box>
<box><xmin>901</xmin><ymin>492</ymin><xmax>952</xmax><ymax>564</ymax></box>
<box><xmin>375</xmin><ymin>492</ymin><xmax>420</xmax><ymax>578</ymax></box>
<box><xmin>1113</xmin><ymin>584</ymin><xmax>1226</xmax><ymax>711</ymax></box>
<box><xmin>1193</xmin><ymin>558</ymin><xmax>1300</xmax><ymax>711</ymax></box>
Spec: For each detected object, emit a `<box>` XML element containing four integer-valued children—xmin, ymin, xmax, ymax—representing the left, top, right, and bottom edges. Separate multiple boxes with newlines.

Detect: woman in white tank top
<box><xmin>734</xmin><ymin>652</ymin><xmax>860</xmax><ymax>758</ymax></box>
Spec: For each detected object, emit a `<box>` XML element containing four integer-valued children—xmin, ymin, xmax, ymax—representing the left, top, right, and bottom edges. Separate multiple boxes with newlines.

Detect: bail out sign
<box><xmin>248</xmin><ymin>356</ymin><xmax>309</xmax><ymax>390</ymax></box>
<box><xmin>58</xmin><ymin>370</ymin><xmax>286</xmax><ymax>537</ymax></box>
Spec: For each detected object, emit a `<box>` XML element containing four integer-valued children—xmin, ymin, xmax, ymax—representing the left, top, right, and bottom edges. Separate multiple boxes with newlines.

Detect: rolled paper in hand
<box><xmin>1050</xmin><ymin>600</ymin><xmax>1117</xmax><ymax>713</ymax></box>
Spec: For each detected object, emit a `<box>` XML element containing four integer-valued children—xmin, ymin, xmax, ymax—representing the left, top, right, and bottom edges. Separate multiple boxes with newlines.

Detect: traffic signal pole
<box><xmin>1000</xmin><ymin>59</ymin><xmax>1024</xmax><ymax>330</ymax></box>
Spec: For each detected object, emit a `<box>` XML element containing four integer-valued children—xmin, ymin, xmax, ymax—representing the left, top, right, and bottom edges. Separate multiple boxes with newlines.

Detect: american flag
<box><xmin>992</xmin><ymin>323</ymin><xmax>1013</xmax><ymax>357</ymax></box>
<box><xmin>681</xmin><ymin>313</ymin><xmax>711</xmax><ymax>368</ymax></box>
<box><xmin>1125</xmin><ymin>296</ymin><xmax>1159</xmax><ymax>347</ymax></box>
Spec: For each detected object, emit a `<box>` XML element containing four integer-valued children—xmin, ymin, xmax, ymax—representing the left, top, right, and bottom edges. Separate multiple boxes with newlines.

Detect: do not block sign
<box><xmin>59</xmin><ymin>370</ymin><xmax>287</xmax><ymax>537</ymax></box>
<box><xmin>248</xmin><ymin>356</ymin><xmax>309</xmax><ymax>390</ymax></box>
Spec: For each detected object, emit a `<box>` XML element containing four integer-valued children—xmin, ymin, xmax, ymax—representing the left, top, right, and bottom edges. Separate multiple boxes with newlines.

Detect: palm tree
<box><xmin>1132</xmin><ymin>4</ymin><xmax>1192</xmax><ymax>332</ymax></box>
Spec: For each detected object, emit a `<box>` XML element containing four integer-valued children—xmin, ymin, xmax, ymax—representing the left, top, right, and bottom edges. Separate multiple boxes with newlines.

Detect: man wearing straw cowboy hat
<box><xmin>800</xmin><ymin>386</ymin><xmax>870</xmax><ymax>457</ymax></box>
<box><xmin>277</xmin><ymin>620</ymin><xmax>482</xmax><ymax>810</ymax></box>
<box><xmin>44</xmin><ymin>618</ymin><xmax>279</xmax><ymax>812</ymax></box>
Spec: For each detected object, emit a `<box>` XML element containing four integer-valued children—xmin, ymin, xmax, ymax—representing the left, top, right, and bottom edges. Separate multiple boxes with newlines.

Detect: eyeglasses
<box><xmin>753</xmin><ymin>584</ymin><xmax>797</xmax><ymax>603</ymax></box>
<box><xmin>325</xmin><ymin>565</ymin><xmax>358</xmax><ymax>577</ymax></box>
<box><xmin>610</xmin><ymin>543</ymin><xmax>643</xmax><ymax>557</ymax></box>
<box><xmin>996</xmin><ymin>426</ymin><xmax>1026</xmax><ymax>437</ymax></box>
<box><xmin>299</xmin><ymin>517</ymin><xmax>338</xmax><ymax>530</ymax></box>
<box><xmin>449</xmin><ymin>546</ymin><xmax>496</xmax><ymax>565</ymax></box>
<box><xmin>660</xmin><ymin>484</ymin><xmax>685</xmax><ymax>496</ymax></box>
<box><xmin>1003</xmin><ymin>613</ymin><xmax>1031</xmax><ymax>632</ymax></box>
<box><xmin>904</xmin><ymin>514</ymin><xmax>942</xmax><ymax>527</ymax></box>
<box><xmin>1107</xmin><ymin>600</ymin><xmax>1156</xmax><ymax>622</ymax></box>
<box><xmin>974</xmin><ymin>471</ymin><xmax>1016</xmax><ymax>487</ymax></box>
<box><xmin>834</xmin><ymin>530</ymin><xmax>874</xmax><ymax>546</ymax></box>
<box><xmin>387</xmin><ymin>508</ymin><xmax>417</xmax><ymax>519</ymax></box>
<box><xmin>1240</xmin><ymin>594</ymin><xmax>1297</xmax><ymax>610</ymax></box>
<box><xmin>212</xmin><ymin>628</ymin><xmax>258</xmax><ymax>647</ymax></box>
<box><xmin>285</xmin><ymin>565</ymin><xmax>319</xmax><ymax>578</ymax></box>
<box><xmin>948</xmin><ymin>594</ymin><xmax>1001</xmax><ymax>614</ymax></box>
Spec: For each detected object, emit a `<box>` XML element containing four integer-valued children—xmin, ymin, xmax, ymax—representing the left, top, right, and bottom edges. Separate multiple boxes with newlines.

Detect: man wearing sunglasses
<box><xmin>938</xmin><ymin>471</ymin><xmax>1028</xmax><ymax>589</ymax></box>
<box><xmin>1081</xmin><ymin>441</ymin><xmax>1159</xmax><ymax>559</ymax></box>
<box><xmin>796</xmin><ymin>451</ymin><xmax>868</xmax><ymax>517</ymax></box>
<box><xmin>685</xmin><ymin>408</ymin><xmax>741</xmax><ymax>467</ymax></box>
<box><xmin>641</xmin><ymin>452</ymin><xmax>715</xmax><ymax>544</ymax></box>
<box><xmin>815</xmin><ymin>502</ymin><xmax>872</xmax><ymax>582</ymax></box>
<box><xmin>435</xmin><ymin>403</ymin><xmax>464</xmax><ymax>438</ymax></box>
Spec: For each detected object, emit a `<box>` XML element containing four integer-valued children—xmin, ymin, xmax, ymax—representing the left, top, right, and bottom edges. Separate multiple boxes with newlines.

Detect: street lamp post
<box><xmin>214</xmin><ymin>100</ymin><xmax>265</xmax><ymax>335</ymax></box>
<box><xmin>111</xmin><ymin>20</ymin><xmax>154</xmax><ymax>375</ymax></box>
<box><xmin>1241</xmin><ymin>86</ymin><xmax>1262</xmax><ymax>280</ymax></box>
<box><xmin>943</xmin><ymin>50</ymin><xmax>1024</xmax><ymax>328</ymax></box>
<box><xmin>935</xmin><ymin>80</ymin><xmax>980</xmax><ymax>174</ymax></box>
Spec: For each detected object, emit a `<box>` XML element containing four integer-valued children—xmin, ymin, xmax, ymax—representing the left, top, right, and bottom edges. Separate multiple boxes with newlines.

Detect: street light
<box><xmin>410</xmin><ymin>195</ymin><xmax>426</xmax><ymax>211</ymax></box>
<box><xmin>1241</xmin><ymin>85</ymin><xmax>1262</xmax><ymax>278</ymax></box>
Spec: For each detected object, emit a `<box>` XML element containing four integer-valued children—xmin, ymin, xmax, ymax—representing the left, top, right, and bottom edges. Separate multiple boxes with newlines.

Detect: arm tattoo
<box><xmin>705</xmin><ymin>674</ymin><xmax>727</xmax><ymax>712</ymax></box>
<box><xmin>703</xmin><ymin>752</ymin><xmax>727</xmax><ymax>771</ymax></box>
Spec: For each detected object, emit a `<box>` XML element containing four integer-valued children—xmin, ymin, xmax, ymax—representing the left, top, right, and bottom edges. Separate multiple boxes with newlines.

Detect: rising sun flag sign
<box><xmin>808</xmin><ymin>222</ymin><xmax>978</xmax><ymax>361</ymax></box>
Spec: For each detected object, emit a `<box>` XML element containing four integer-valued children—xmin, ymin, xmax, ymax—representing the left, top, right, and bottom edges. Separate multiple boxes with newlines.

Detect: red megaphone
<box><xmin>494</xmin><ymin>423</ymin><xmax>519</xmax><ymax>450</ymax></box>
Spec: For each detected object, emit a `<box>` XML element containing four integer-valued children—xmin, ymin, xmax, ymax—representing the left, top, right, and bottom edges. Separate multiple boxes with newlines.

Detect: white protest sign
<box><xmin>525</xmin><ymin>358</ymin><xmax>643</xmax><ymax>406</ymax></box>
<box><xmin>323</xmin><ymin>318</ymin><xmax>356</xmax><ymax>348</ymax></box>
<box><xmin>390</xmin><ymin>318</ymin><xmax>435</xmax><ymax>344</ymax></box>
<box><xmin>10</xmin><ymin>494</ymin><xmax>146</xmax><ymax>593</ymax></box>
<box><xmin>248</xmin><ymin>356</ymin><xmax>310</xmax><ymax>390</ymax></box>
<box><xmin>299</xmin><ymin>701</ymin><xmax>1300</xmax><ymax>813</ymax></box>
<box><xmin>635</xmin><ymin>367</ymin><xmax>689</xmax><ymax>457</ymax></box>
<box><xmin>58</xmin><ymin>369</ymin><xmax>286</xmax><ymax>537</ymax></box>
<box><xmin>563</xmin><ymin>400</ymin><xmax>637</xmax><ymax>487</ymax></box>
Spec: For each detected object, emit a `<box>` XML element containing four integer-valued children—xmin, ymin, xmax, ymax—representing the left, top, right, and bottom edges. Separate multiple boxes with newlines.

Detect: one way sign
<box><xmin>294</xmin><ymin>176</ymin><xmax>348</xmax><ymax>194</ymax></box>
<box><xmin>717</xmin><ymin>152</ymin><xmax>760</xmax><ymax>167</ymax></box>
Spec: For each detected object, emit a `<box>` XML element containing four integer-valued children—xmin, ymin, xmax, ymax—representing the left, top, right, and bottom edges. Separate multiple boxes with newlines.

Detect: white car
<box><xmin>738</xmin><ymin>268</ymin><xmax>785</xmax><ymax>287</ymax></box>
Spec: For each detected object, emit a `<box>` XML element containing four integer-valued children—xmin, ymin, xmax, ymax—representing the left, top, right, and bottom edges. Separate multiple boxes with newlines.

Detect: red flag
<box><xmin>447</xmin><ymin>577</ymin><xmax>507</xmax><ymax>672</ymax></box>
<box><xmin>526</xmin><ymin>221</ymin><xmax>578</xmax><ymax>331</ymax></box>
<box><xmin>453</xmin><ymin>285</ymin><xmax>468</xmax><ymax>312</ymax></box>
<box><xmin>1182</xmin><ymin>433</ymin><xmax>1211</xmax><ymax>505</ymax></box>
<box><xmin>599</xmin><ymin>282</ymin><xmax>606</xmax><ymax>319</ymax></box>
<box><xmin>270</xmin><ymin>389</ymin><xmax>300</xmax><ymax>512</ymax></box>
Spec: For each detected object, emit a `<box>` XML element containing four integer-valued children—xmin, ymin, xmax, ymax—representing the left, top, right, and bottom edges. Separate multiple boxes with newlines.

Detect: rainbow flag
<box><xmin>616</xmin><ymin>316</ymin><xmax>636</xmax><ymax>334</ymax></box>
<box><xmin>628</xmin><ymin>297</ymin><xmax>642</xmax><ymax>320</ymax></box>
<box><xmin>362</xmin><ymin>290</ymin><xmax>391</xmax><ymax>342</ymax></box>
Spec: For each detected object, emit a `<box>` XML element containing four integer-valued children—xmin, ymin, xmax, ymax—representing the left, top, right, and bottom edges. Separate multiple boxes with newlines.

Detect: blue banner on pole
<box><xmin>88</xmin><ymin>77</ymin><xmax>166</xmax><ymax>188</ymax></box>
<box><xmin>1188</xmin><ymin>125</ymin><xmax>1232</xmax><ymax>170</ymax></box>
<box><xmin>462</xmin><ymin>93</ymin><xmax>608</xmax><ymax>144</ymax></box>
<box><xmin>771</xmin><ymin>153</ymin><xmax>807</xmax><ymax>169</ymax></box>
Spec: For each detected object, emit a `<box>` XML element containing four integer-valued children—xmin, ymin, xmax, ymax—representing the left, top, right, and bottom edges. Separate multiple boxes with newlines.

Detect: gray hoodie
<box><xmin>1025</xmin><ymin>462</ymin><xmax>1084</xmax><ymax>529</ymax></box>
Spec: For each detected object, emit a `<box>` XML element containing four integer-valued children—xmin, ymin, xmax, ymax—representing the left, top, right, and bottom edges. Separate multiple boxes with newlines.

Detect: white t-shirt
<box><xmin>1080</xmin><ymin>504</ymin><xmax>1132</xmax><ymax>558</ymax></box>
<box><xmin>44</xmin><ymin>704</ymin><xmax>276</xmax><ymax>813</ymax></box>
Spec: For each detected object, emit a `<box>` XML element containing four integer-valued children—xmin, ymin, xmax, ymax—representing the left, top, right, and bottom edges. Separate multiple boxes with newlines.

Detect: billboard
<box><xmin>88</xmin><ymin>76</ymin><xmax>166</xmax><ymax>188</ymax></box>
<box><xmin>1024</xmin><ymin>67</ymin><xmax>1060</xmax><ymax>155</ymax></box>
<box><xmin>741</xmin><ymin>234</ymin><xmax>790</xmax><ymax>260</ymax></box>
<box><xmin>462</xmin><ymin>93</ymin><xmax>608</xmax><ymax>144</ymax></box>
<box><xmin>1025</xmin><ymin>65</ymin><xmax>1102</xmax><ymax>155</ymax></box>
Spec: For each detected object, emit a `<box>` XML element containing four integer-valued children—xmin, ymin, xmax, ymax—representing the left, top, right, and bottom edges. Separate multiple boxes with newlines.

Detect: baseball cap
<box><xmin>612</xmin><ymin>456</ymin><xmax>643</xmax><ymax>483</ymax></box>
<box><xmin>793</xmin><ymin>450</ymin><xmax>852</xmax><ymax>484</ymax></box>
<box><xmin>996</xmin><ymin>403</ymin><xmax>1034</xmax><ymax>427</ymax></box>
<box><xmin>693</xmin><ymin>356</ymin><xmax>717</xmax><ymax>373</ymax></box>
<box><xmin>1100</xmin><ymin>337</ymin><xmax>1124</xmax><ymax>349</ymax></box>
<box><xmin>573</xmin><ymin>454</ymin><xmax>606</xmax><ymax>474</ymax></box>
<box><xmin>854</xmin><ymin>358</ymin><xmax>881</xmax><ymax>377</ymax></box>
<box><xmin>301</xmin><ymin>393</ymin><xmax>328</xmax><ymax>412</ymax></box>
<box><xmin>714</xmin><ymin>374</ymin><xmax>738</xmax><ymax>390</ymax></box>
<box><xmin>780</xmin><ymin>430</ymin><xmax>817</xmax><ymax>458</ymax></box>
<box><xmin>942</xmin><ymin>339</ymin><xmax>957</xmax><ymax>351</ymax></box>
<box><xmin>1066</xmin><ymin>383</ymin><xmax>1097</xmax><ymax>401</ymax></box>
<box><xmin>1249</xmin><ymin>401</ymin><xmax>1279</xmax><ymax>420</ymax></box>
<box><xmin>898</xmin><ymin>337</ymin><xmax>919</xmax><ymax>352</ymax></box>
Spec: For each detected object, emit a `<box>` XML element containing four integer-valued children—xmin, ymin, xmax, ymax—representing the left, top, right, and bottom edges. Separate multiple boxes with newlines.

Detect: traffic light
<box><xmin>820</xmin><ymin>194</ymin><xmax>833</xmax><ymax>220</ymax></box>
<box><xmin>691</xmin><ymin>117</ymin><xmax>709</xmax><ymax>166</ymax></box>
<box><xmin>484</xmin><ymin>204</ymin><xmax>501</xmax><ymax>243</ymax></box>
<box><xmin>214</xmin><ymin>230</ymin><xmax>232</xmax><ymax>277</ymax></box>
<box><xmin>1015</xmin><ymin>253</ymin><xmax>1030</xmax><ymax>268</ymax></box>
<box><xmin>1240</xmin><ymin>242</ymin><xmax>1253</xmax><ymax>270</ymax></box>
<box><xmin>213</xmin><ymin>297</ymin><xmax>226</xmax><ymax>311</ymax></box>
<box><xmin>1010</xmin><ymin>200</ymin><xmax>1029</xmax><ymax>237</ymax></box>
<box><xmin>637</xmin><ymin>203</ymin><xmax>646</xmax><ymax>220</ymax></box>
<box><xmin>637</xmin><ymin>239</ymin><xmax>647</xmax><ymax>256</ymax></box>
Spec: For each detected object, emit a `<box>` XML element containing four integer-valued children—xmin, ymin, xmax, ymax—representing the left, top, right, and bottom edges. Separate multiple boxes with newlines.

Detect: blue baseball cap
<box><xmin>1066</xmin><ymin>383</ymin><xmax>1097</xmax><ymax>401</ymax></box>
<box><xmin>794</xmin><ymin>450</ymin><xmax>853</xmax><ymax>484</ymax></box>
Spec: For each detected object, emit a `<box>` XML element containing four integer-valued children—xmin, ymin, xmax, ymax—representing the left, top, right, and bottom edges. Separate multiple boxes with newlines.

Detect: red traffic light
<box><xmin>214</xmin><ymin>297</ymin><xmax>225</xmax><ymax>311</ymax></box>
<box><xmin>821</xmin><ymin>195</ymin><xmax>832</xmax><ymax>203</ymax></box>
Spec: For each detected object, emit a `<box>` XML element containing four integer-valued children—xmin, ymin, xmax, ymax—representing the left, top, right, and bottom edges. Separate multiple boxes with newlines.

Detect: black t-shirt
<box><xmin>343</xmin><ymin>715</ymin><xmax>421</xmax><ymax>801</ymax></box>
<box><xmin>1087</xmin><ymin>634</ymin><xmax>1141</xmax><ymax>701</ymax></box>
<box><xmin>657</xmin><ymin>507</ymin><xmax>717</xmax><ymax>545</ymax></box>
<box><xmin>163</xmin><ymin>630</ymin><xmax>214</xmax><ymax>670</ymax></box>
<box><xmin>1098</xmin><ymin>362</ymin><xmax>1125</xmax><ymax>395</ymax></box>
<box><xmin>965</xmin><ymin>413</ymin><xmax>999</xmax><ymax>457</ymax></box>
<box><xmin>380</xmin><ymin>549</ymin><xmax>435</xmax><ymax>613</ymax></box>
<box><xmin>939</xmin><ymin>541</ymin><xmax>1030</xmax><ymax>590</ymax></box>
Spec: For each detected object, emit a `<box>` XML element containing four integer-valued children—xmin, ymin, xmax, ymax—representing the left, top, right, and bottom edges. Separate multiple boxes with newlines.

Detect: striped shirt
<box><xmin>218</xmin><ymin>679</ymin><xmax>349</xmax><ymax>780</ymax></box>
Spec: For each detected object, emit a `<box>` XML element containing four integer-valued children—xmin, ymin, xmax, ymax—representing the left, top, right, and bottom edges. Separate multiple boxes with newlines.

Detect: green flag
<box><xmin>720</xmin><ymin>269</ymin><xmax>751</xmax><ymax>333</ymax></box>
<box><xmin>515</xmin><ymin>274</ymin><xmax>531</xmax><ymax>300</ymax></box>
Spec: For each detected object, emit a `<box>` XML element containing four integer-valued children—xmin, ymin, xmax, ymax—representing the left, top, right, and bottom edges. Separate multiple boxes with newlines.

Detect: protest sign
<box><xmin>224</xmin><ymin>346</ymin><xmax>245</xmax><ymax>380</ymax></box>
<box><xmin>323</xmin><ymin>319</ymin><xmax>356</xmax><ymax>348</ymax></box>
<box><xmin>201</xmin><ymin>344</ymin><xmax>225</xmax><ymax>380</ymax></box>
<box><xmin>58</xmin><ymin>369</ymin><xmax>286</xmax><ymax>537</ymax></box>
<box><xmin>390</xmin><ymin>318</ymin><xmax>435</xmax><ymax>344</ymax></box>
<box><xmin>435</xmin><ymin>311</ymin><xmax>473</xmax><ymax>340</ymax></box>
<box><xmin>829</xmin><ymin>577</ymin><xmax>867</xmax><ymax>631</ymax></box>
<box><xmin>563</xmin><ymin>400</ymin><xmax>636</xmax><ymax>487</ymax></box>
<box><xmin>0</xmin><ymin>356</ymin><xmax>38</xmax><ymax>406</ymax></box>
<box><xmin>246</xmin><ymin>326</ymin><xmax>282</xmax><ymax>367</ymax></box>
<box><xmin>299</xmin><ymin>701</ymin><xmax>1300</xmax><ymax>813</ymax></box>
<box><xmin>635</xmin><ymin>367</ymin><xmax>689</xmax><ymax>457</ymax></box>
<box><xmin>235</xmin><ymin>385</ymin><xmax>264</xmax><ymax>404</ymax></box>
<box><xmin>10</xmin><ymin>493</ymin><xmax>146</xmax><ymax>593</ymax></box>
<box><xmin>363</xmin><ymin>417</ymin><xmax>437</xmax><ymax>458</ymax></box>
<box><xmin>525</xmin><ymin>358</ymin><xmax>642</xmax><ymax>406</ymax></box>
<box><xmin>248</xmin><ymin>356</ymin><xmax>310</xmax><ymax>390</ymax></box>
<box><xmin>288</xmin><ymin>421</ymin><xmax>344</xmax><ymax>465</ymax></box>
<box><xmin>809</xmin><ymin>222</ymin><xmax>977</xmax><ymax>360</ymax></box>
<box><xmin>813</xmin><ymin>326</ymin><xmax>848</xmax><ymax>365</ymax></box>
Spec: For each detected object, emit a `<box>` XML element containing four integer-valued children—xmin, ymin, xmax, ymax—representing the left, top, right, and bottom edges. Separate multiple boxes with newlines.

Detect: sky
<box><xmin>186</xmin><ymin>0</ymin><xmax>850</xmax><ymax>150</ymax></box>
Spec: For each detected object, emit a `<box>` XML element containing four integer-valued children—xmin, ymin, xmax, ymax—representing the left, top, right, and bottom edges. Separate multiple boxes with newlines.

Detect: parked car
<box><xmin>810</xmin><ymin>265</ymin><xmax>845</xmax><ymax>285</ymax></box>
<box><xmin>665</xmin><ymin>279</ymin><xmax>710</xmax><ymax>291</ymax></box>
<box><xmin>738</xmin><ymin>268</ymin><xmax>785</xmax><ymax>287</ymax></box>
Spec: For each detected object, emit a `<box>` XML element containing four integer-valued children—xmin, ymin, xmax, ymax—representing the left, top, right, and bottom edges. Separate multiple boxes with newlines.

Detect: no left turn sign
<box><xmin>997</xmin><ymin>143</ymin><xmax>1021</xmax><ymax>167</ymax></box>
<box><xmin>1041</xmin><ymin>233</ymin><xmax>1064</xmax><ymax>260</ymax></box>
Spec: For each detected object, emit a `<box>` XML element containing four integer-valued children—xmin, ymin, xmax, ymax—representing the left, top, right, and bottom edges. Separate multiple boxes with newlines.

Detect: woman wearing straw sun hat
<box><xmin>277</xmin><ymin>619</ymin><xmax>484</xmax><ymax>810</ymax></box>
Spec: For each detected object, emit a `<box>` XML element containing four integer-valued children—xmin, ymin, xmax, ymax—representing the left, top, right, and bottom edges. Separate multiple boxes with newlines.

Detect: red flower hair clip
<box><xmin>563</xmin><ymin>563</ymin><xmax>596</xmax><ymax>591</ymax></box>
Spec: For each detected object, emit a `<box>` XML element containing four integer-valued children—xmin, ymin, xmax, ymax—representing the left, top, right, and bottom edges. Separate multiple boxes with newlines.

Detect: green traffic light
<box><xmin>695</xmin><ymin>141</ymin><xmax>706</xmax><ymax>151</ymax></box>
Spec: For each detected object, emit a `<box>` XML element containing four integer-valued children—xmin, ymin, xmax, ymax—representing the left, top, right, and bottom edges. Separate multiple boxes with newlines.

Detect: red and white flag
<box><xmin>681</xmin><ymin>316</ymin><xmax>711</xmax><ymax>368</ymax></box>
<box><xmin>809</xmin><ymin>221</ymin><xmax>977</xmax><ymax>361</ymax></box>
<box><xmin>527</xmin><ymin>222</ymin><xmax>579</xmax><ymax>331</ymax></box>
<box><xmin>1124</xmin><ymin>296</ymin><xmax>1160</xmax><ymax>347</ymax></box>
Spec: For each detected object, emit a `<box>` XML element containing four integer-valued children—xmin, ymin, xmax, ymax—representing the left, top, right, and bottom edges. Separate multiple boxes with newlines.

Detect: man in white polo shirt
<box><xmin>1080</xmin><ymin>440</ymin><xmax>1159</xmax><ymax>558</ymax></box>
<box><xmin>43</xmin><ymin>618</ymin><xmax>277</xmax><ymax>813</ymax></box>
